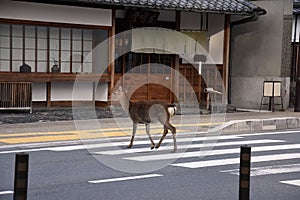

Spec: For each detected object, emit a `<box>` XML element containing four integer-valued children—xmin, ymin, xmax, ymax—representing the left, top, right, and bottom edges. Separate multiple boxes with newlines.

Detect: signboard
<box><xmin>263</xmin><ymin>81</ymin><xmax>281</xmax><ymax>97</ymax></box>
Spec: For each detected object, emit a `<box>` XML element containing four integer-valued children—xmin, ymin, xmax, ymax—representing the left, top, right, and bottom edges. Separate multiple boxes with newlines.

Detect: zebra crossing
<box><xmin>44</xmin><ymin>131</ymin><xmax>299</xmax><ymax>167</ymax></box>
<box><xmin>1</xmin><ymin>130</ymin><xmax>300</xmax><ymax>187</ymax></box>
<box><xmin>83</xmin><ymin>130</ymin><xmax>300</xmax><ymax>186</ymax></box>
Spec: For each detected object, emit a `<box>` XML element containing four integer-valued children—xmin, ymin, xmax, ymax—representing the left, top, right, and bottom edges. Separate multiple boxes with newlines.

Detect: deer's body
<box><xmin>113</xmin><ymin>87</ymin><xmax>177</xmax><ymax>152</ymax></box>
<box><xmin>129</xmin><ymin>100</ymin><xmax>172</xmax><ymax>124</ymax></box>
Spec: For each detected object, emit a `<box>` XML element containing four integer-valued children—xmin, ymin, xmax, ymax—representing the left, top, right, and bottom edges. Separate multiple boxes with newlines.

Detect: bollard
<box><xmin>14</xmin><ymin>153</ymin><xmax>29</xmax><ymax>200</ymax></box>
<box><xmin>239</xmin><ymin>146</ymin><xmax>251</xmax><ymax>200</ymax></box>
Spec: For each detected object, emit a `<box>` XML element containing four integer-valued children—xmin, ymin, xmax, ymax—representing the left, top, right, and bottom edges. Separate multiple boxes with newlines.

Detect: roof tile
<box><xmin>79</xmin><ymin>0</ymin><xmax>265</xmax><ymax>15</ymax></box>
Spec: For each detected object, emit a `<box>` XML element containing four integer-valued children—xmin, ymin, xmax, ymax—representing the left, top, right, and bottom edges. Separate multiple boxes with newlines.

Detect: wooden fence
<box><xmin>0</xmin><ymin>82</ymin><xmax>32</xmax><ymax>113</ymax></box>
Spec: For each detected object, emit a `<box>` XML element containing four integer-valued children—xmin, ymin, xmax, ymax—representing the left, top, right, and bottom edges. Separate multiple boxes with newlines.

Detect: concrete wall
<box><xmin>230</xmin><ymin>0</ymin><xmax>293</xmax><ymax>110</ymax></box>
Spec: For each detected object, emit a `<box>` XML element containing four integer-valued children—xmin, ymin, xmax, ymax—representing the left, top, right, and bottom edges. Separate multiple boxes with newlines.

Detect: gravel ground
<box><xmin>0</xmin><ymin>104</ymin><xmax>240</xmax><ymax>125</ymax></box>
<box><xmin>0</xmin><ymin>104</ymin><xmax>247</xmax><ymax>125</ymax></box>
<box><xmin>0</xmin><ymin>107</ymin><xmax>115</xmax><ymax>124</ymax></box>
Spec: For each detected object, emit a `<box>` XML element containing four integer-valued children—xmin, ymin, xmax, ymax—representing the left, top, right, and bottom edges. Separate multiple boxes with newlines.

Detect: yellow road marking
<box><xmin>0</xmin><ymin>129</ymin><xmax>187</xmax><ymax>144</ymax></box>
<box><xmin>0</xmin><ymin>135</ymin><xmax>82</xmax><ymax>144</ymax></box>
<box><xmin>0</xmin><ymin>122</ymin><xmax>222</xmax><ymax>144</ymax></box>
<box><xmin>0</xmin><ymin>132</ymin><xmax>77</xmax><ymax>137</ymax></box>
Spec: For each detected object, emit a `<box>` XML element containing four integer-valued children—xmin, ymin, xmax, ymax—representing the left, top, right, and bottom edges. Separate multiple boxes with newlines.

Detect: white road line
<box><xmin>0</xmin><ymin>129</ymin><xmax>298</xmax><ymax>151</ymax></box>
<box><xmin>88</xmin><ymin>174</ymin><xmax>163</xmax><ymax>184</ymax></box>
<box><xmin>0</xmin><ymin>191</ymin><xmax>13</xmax><ymax>195</ymax></box>
<box><xmin>50</xmin><ymin>135</ymin><xmax>241</xmax><ymax>152</ymax></box>
<box><xmin>0</xmin><ymin>148</ymin><xmax>50</xmax><ymax>155</ymax></box>
<box><xmin>280</xmin><ymin>179</ymin><xmax>300</xmax><ymax>187</ymax></box>
<box><xmin>123</xmin><ymin>139</ymin><xmax>285</xmax><ymax>161</ymax></box>
<box><xmin>93</xmin><ymin>135</ymin><xmax>241</xmax><ymax>155</ymax></box>
<box><xmin>124</xmin><ymin>144</ymin><xmax>300</xmax><ymax>162</ymax></box>
<box><xmin>36</xmin><ymin>135</ymin><xmax>200</xmax><ymax>151</ymax></box>
<box><xmin>0</xmin><ymin>135</ymin><xmax>239</xmax><ymax>154</ymax></box>
<box><xmin>235</xmin><ymin>129</ymin><xmax>300</xmax><ymax>137</ymax></box>
<box><xmin>125</xmin><ymin>142</ymin><xmax>297</xmax><ymax>162</ymax></box>
<box><xmin>171</xmin><ymin>153</ymin><xmax>300</xmax><ymax>169</ymax></box>
<box><xmin>0</xmin><ymin>135</ymin><xmax>193</xmax><ymax>154</ymax></box>
<box><xmin>1</xmin><ymin>129</ymin><xmax>299</xmax><ymax>155</ymax></box>
<box><xmin>221</xmin><ymin>164</ymin><xmax>300</xmax><ymax>176</ymax></box>
<box><xmin>0</xmin><ymin>135</ymin><xmax>136</xmax><ymax>150</ymax></box>
<box><xmin>31</xmin><ymin>129</ymin><xmax>300</xmax><ymax>153</ymax></box>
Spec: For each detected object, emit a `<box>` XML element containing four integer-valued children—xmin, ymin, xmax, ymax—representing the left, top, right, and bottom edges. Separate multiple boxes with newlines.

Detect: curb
<box><xmin>211</xmin><ymin>117</ymin><xmax>300</xmax><ymax>133</ymax></box>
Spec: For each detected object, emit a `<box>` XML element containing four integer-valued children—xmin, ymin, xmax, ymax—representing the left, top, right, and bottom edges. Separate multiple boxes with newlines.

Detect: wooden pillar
<box><xmin>46</xmin><ymin>82</ymin><xmax>51</xmax><ymax>108</ymax></box>
<box><xmin>92</xmin><ymin>82</ymin><xmax>96</xmax><ymax>105</ymax></box>
<box><xmin>223</xmin><ymin>15</ymin><xmax>231</xmax><ymax>104</ymax></box>
<box><xmin>108</xmin><ymin>9</ymin><xmax>116</xmax><ymax>105</ymax></box>
<box><xmin>173</xmin><ymin>11</ymin><xmax>181</xmax><ymax>103</ymax></box>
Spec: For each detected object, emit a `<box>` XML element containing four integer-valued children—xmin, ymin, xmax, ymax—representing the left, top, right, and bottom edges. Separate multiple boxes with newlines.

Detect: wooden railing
<box><xmin>0</xmin><ymin>82</ymin><xmax>32</xmax><ymax>113</ymax></box>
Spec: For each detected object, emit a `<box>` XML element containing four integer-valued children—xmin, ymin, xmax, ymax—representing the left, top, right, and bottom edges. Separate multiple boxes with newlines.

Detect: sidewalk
<box><xmin>213</xmin><ymin>109</ymin><xmax>300</xmax><ymax>133</ymax></box>
<box><xmin>0</xmin><ymin>107</ymin><xmax>300</xmax><ymax>132</ymax></box>
<box><xmin>0</xmin><ymin>107</ymin><xmax>300</xmax><ymax>146</ymax></box>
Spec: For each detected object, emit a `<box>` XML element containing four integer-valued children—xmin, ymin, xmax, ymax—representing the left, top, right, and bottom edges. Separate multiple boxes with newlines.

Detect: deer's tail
<box><xmin>167</xmin><ymin>105</ymin><xmax>177</xmax><ymax>116</ymax></box>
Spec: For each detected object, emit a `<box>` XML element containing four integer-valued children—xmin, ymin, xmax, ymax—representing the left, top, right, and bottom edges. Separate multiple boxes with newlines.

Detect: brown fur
<box><xmin>113</xmin><ymin>87</ymin><xmax>177</xmax><ymax>152</ymax></box>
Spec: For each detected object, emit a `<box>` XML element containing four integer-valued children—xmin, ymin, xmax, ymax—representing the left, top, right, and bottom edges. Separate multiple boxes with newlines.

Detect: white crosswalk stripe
<box><xmin>53</xmin><ymin>135</ymin><xmax>240</xmax><ymax>152</ymax></box>
<box><xmin>0</xmin><ymin>134</ymin><xmax>239</xmax><ymax>154</ymax></box>
<box><xmin>124</xmin><ymin>143</ymin><xmax>298</xmax><ymax>161</ymax></box>
<box><xmin>0</xmin><ymin>191</ymin><xmax>13</xmax><ymax>195</ymax></box>
<box><xmin>93</xmin><ymin>136</ymin><xmax>266</xmax><ymax>155</ymax></box>
<box><xmin>280</xmin><ymin>179</ymin><xmax>300</xmax><ymax>187</ymax></box>
<box><xmin>221</xmin><ymin>164</ymin><xmax>300</xmax><ymax>176</ymax></box>
<box><xmin>171</xmin><ymin>153</ymin><xmax>300</xmax><ymax>168</ymax></box>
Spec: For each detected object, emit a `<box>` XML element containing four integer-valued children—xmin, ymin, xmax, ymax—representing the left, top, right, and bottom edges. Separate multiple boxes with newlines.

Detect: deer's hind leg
<box><xmin>145</xmin><ymin>123</ymin><xmax>155</xmax><ymax>149</ymax></box>
<box><xmin>169</xmin><ymin>123</ymin><xmax>177</xmax><ymax>152</ymax></box>
<box><xmin>156</xmin><ymin>122</ymin><xmax>177</xmax><ymax>152</ymax></box>
<box><xmin>128</xmin><ymin>123</ymin><xmax>137</xmax><ymax>148</ymax></box>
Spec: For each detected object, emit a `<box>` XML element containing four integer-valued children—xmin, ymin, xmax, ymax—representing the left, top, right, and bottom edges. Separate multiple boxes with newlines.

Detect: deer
<box><xmin>112</xmin><ymin>86</ymin><xmax>177</xmax><ymax>152</ymax></box>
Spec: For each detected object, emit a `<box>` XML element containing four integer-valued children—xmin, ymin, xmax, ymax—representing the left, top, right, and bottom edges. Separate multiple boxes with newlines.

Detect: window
<box><xmin>0</xmin><ymin>23</ymin><xmax>108</xmax><ymax>74</ymax></box>
<box><xmin>0</xmin><ymin>24</ymin><xmax>10</xmax><ymax>71</ymax></box>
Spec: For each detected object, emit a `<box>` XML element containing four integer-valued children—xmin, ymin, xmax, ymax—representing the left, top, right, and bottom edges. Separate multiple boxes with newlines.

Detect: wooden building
<box><xmin>0</xmin><ymin>0</ymin><xmax>265</xmax><ymax>109</ymax></box>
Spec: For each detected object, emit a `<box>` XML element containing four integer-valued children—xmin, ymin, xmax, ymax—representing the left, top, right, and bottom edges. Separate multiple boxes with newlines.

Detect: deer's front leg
<box><xmin>155</xmin><ymin>127</ymin><xmax>168</xmax><ymax>149</ymax></box>
<box><xmin>128</xmin><ymin>123</ymin><xmax>137</xmax><ymax>148</ymax></box>
<box><xmin>145</xmin><ymin>124</ymin><xmax>155</xmax><ymax>149</ymax></box>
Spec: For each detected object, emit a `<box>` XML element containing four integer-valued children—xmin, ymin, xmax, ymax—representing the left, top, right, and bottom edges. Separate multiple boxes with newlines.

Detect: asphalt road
<box><xmin>1</xmin><ymin>130</ymin><xmax>300</xmax><ymax>200</ymax></box>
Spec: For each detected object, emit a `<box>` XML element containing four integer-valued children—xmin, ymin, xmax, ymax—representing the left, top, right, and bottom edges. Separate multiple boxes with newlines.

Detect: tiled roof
<box><xmin>81</xmin><ymin>0</ymin><xmax>265</xmax><ymax>15</ymax></box>
<box><xmin>18</xmin><ymin>0</ymin><xmax>266</xmax><ymax>16</ymax></box>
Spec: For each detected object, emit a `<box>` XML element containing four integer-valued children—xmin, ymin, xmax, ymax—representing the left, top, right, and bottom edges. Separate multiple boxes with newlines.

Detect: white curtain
<box><xmin>131</xmin><ymin>28</ymin><xmax>208</xmax><ymax>60</ymax></box>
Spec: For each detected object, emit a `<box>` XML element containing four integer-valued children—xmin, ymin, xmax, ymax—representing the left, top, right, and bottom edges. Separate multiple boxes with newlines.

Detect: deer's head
<box><xmin>111</xmin><ymin>86</ymin><xmax>128</xmax><ymax>102</ymax></box>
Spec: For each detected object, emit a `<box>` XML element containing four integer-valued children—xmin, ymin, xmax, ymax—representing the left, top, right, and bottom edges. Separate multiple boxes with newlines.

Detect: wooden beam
<box><xmin>0</xmin><ymin>72</ymin><xmax>111</xmax><ymax>82</ymax></box>
<box><xmin>0</xmin><ymin>18</ymin><xmax>111</xmax><ymax>30</ymax></box>
<box><xmin>173</xmin><ymin>11</ymin><xmax>181</xmax><ymax>103</ymax></box>
<box><xmin>223</xmin><ymin>14</ymin><xmax>231</xmax><ymax>104</ymax></box>
<box><xmin>46</xmin><ymin>82</ymin><xmax>51</xmax><ymax>108</ymax></box>
<box><xmin>108</xmin><ymin>9</ymin><xmax>116</xmax><ymax>105</ymax></box>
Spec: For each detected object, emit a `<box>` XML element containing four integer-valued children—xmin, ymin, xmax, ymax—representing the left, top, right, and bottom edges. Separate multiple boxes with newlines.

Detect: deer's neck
<box><xmin>119</xmin><ymin>93</ymin><xmax>130</xmax><ymax>115</ymax></box>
